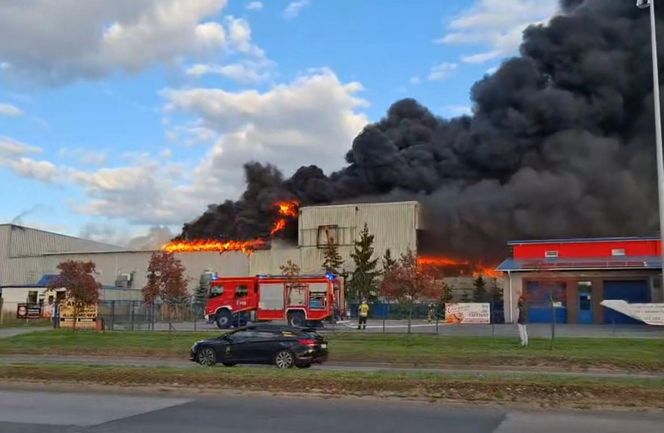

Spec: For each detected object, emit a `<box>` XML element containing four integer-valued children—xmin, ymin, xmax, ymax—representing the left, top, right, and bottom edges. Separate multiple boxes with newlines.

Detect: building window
<box><xmin>544</xmin><ymin>250</ymin><xmax>559</xmax><ymax>258</ymax></box>
<box><xmin>317</xmin><ymin>225</ymin><xmax>339</xmax><ymax>247</ymax></box>
<box><xmin>611</xmin><ymin>248</ymin><xmax>625</xmax><ymax>257</ymax></box>
<box><xmin>27</xmin><ymin>291</ymin><xmax>38</xmax><ymax>304</ymax></box>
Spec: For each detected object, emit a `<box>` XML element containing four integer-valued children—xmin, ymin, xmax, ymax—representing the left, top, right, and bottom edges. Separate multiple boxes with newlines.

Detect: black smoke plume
<box><xmin>180</xmin><ymin>0</ymin><xmax>660</xmax><ymax>261</ymax></box>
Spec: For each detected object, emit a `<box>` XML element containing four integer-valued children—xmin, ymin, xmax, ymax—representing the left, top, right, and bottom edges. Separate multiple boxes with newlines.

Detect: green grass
<box><xmin>0</xmin><ymin>319</ymin><xmax>51</xmax><ymax>328</ymax></box>
<box><xmin>1</xmin><ymin>330</ymin><xmax>663</xmax><ymax>371</ymax></box>
<box><xmin>1</xmin><ymin>363</ymin><xmax>662</xmax><ymax>409</ymax></box>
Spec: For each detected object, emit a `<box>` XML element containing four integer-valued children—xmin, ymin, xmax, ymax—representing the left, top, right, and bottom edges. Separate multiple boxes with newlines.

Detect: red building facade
<box><xmin>498</xmin><ymin>237</ymin><xmax>662</xmax><ymax>324</ymax></box>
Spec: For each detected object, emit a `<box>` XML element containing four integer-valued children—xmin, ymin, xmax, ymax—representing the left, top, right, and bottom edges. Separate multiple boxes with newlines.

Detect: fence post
<box><xmin>130</xmin><ymin>303</ymin><xmax>135</xmax><ymax>331</ymax></box>
<box><xmin>110</xmin><ymin>301</ymin><xmax>115</xmax><ymax>331</ymax></box>
<box><xmin>435</xmin><ymin>314</ymin><xmax>439</xmax><ymax>335</ymax></box>
<box><xmin>193</xmin><ymin>304</ymin><xmax>197</xmax><ymax>331</ymax></box>
<box><xmin>0</xmin><ymin>298</ymin><xmax>3</xmax><ymax>326</ymax></box>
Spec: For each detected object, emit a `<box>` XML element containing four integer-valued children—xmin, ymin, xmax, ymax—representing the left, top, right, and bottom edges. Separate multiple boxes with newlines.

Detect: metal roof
<box><xmin>497</xmin><ymin>256</ymin><xmax>662</xmax><ymax>272</ymax></box>
<box><xmin>507</xmin><ymin>236</ymin><xmax>659</xmax><ymax>245</ymax></box>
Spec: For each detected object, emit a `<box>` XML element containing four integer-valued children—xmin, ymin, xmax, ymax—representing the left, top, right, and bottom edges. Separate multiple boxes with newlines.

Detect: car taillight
<box><xmin>298</xmin><ymin>338</ymin><xmax>316</xmax><ymax>346</ymax></box>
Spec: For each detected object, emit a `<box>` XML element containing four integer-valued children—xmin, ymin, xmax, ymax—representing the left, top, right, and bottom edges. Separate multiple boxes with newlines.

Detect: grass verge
<box><xmin>1</xmin><ymin>363</ymin><xmax>662</xmax><ymax>410</ymax></box>
<box><xmin>1</xmin><ymin>330</ymin><xmax>663</xmax><ymax>371</ymax></box>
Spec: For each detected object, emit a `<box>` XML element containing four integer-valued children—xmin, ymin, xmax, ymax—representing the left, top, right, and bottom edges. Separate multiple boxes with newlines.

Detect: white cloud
<box><xmin>409</xmin><ymin>76</ymin><xmax>421</xmax><ymax>85</ymax></box>
<box><xmin>437</xmin><ymin>0</ymin><xmax>559</xmax><ymax>64</ymax></box>
<box><xmin>246</xmin><ymin>1</ymin><xmax>264</xmax><ymax>11</ymax></box>
<box><xmin>0</xmin><ymin>0</ymin><xmax>241</xmax><ymax>85</ymax></box>
<box><xmin>186</xmin><ymin>61</ymin><xmax>273</xmax><ymax>83</ymax></box>
<box><xmin>161</xmin><ymin>148</ymin><xmax>173</xmax><ymax>159</ymax></box>
<box><xmin>428</xmin><ymin>63</ymin><xmax>458</xmax><ymax>81</ymax></box>
<box><xmin>0</xmin><ymin>136</ymin><xmax>42</xmax><ymax>157</ymax></box>
<box><xmin>8</xmin><ymin>157</ymin><xmax>58</xmax><ymax>183</ymax></box>
<box><xmin>2</xmin><ymin>70</ymin><xmax>368</xmax><ymax>227</ymax></box>
<box><xmin>184</xmin><ymin>17</ymin><xmax>274</xmax><ymax>84</ymax></box>
<box><xmin>66</xmin><ymin>68</ymin><xmax>367</xmax><ymax>225</ymax></box>
<box><xmin>0</xmin><ymin>102</ymin><xmax>23</xmax><ymax>117</ymax></box>
<box><xmin>58</xmin><ymin>147</ymin><xmax>108</xmax><ymax>165</ymax></box>
<box><xmin>283</xmin><ymin>0</ymin><xmax>311</xmax><ymax>19</ymax></box>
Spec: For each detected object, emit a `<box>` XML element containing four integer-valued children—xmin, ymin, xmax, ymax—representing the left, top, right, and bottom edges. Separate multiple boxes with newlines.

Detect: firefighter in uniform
<box><xmin>357</xmin><ymin>300</ymin><xmax>369</xmax><ymax>330</ymax></box>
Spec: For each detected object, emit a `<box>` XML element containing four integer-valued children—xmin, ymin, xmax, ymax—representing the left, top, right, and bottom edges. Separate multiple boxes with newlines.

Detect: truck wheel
<box><xmin>197</xmin><ymin>347</ymin><xmax>217</xmax><ymax>367</ymax></box>
<box><xmin>274</xmin><ymin>350</ymin><xmax>295</xmax><ymax>369</ymax></box>
<box><xmin>215</xmin><ymin>310</ymin><xmax>232</xmax><ymax>329</ymax></box>
<box><xmin>288</xmin><ymin>311</ymin><xmax>305</xmax><ymax>327</ymax></box>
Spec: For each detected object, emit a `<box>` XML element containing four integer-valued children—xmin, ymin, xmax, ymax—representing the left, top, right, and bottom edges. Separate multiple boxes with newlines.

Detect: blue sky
<box><xmin>0</xmin><ymin>0</ymin><xmax>558</xmax><ymax>247</ymax></box>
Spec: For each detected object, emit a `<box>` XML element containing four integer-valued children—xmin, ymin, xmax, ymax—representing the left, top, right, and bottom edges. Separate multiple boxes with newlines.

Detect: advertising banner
<box><xmin>16</xmin><ymin>304</ymin><xmax>42</xmax><ymax>320</ymax></box>
<box><xmin>59</xmin><ymin>299</ymin><xmax>98</xmax><ymax>329</ymax></box>
<box><xmin>600</xmin><ymin>300</ymin><xmax>664</xmax><ymax>326</ymax></box>
<box><xmin>444</xmin><ymin>303</ymin><xmax>490</xmax><ymax>324</ymax></box>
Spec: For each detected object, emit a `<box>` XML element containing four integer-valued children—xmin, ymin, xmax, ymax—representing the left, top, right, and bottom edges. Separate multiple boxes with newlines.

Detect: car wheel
<box><xmin>288</xmin><ymin>311</ymin><xmax>305</xmax><ymax>327</ymax></box>
<box><xmin>222</xmin><ymin>362</ymin><xmax>236</xmax><ymax>367</ymax></box>
<box><xmin>296</xmin><ymin>364</ymin><xmax>311</xmax><ymax>369</ymax></box>
<box><xmin>274</xmin><ymin>350</ymin><xmax>295</xmax><ymax>369</ymax></box>
<box><xmin>215</xmin><ymin>310</ymin><xmax>232</xmax><ymax>329</ymax></box>
<box><xmin>197</xmin><ymin>347</ymin><xmax>217</xmax><ymax>367</ymax></box>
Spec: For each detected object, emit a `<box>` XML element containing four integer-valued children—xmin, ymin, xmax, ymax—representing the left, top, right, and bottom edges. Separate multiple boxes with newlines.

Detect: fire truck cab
<box><xmin>205</xmin><ymin>274</ymin><xmax>344</xmax><ymax>329</ymax></box>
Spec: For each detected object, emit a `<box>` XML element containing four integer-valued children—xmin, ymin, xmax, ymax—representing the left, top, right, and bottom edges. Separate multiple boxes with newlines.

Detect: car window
<box><xmin>209</xmin><ymin>285</ymin><xmax>224</xmax><ymax>298</ymax></box>
<box><xmin>230</xmin><ymin>330</ymin><xmax>256</xmax><ymax>340</ymax></box>
<box><xmin>254</xmin><ymin>331</ymin><xmax>278</xmax><ymax>338</ymax></box>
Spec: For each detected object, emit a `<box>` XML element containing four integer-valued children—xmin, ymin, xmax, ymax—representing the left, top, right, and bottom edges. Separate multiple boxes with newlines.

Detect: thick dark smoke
<box><xmin>180</xmin><ymin>0</ymin><xmax>660</xmax><ymax>261</ymax></box>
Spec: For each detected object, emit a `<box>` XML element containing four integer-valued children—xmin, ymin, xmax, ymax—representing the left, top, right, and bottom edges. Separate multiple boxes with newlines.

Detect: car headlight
<box><xmin>191</xmin><ymin>342</ymin><xmax>199</xmax><ymax>352</ymax></box>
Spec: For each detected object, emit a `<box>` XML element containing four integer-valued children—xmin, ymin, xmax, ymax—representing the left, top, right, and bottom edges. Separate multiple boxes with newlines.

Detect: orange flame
<box><xmin>269</xmin><ymin>219</ymin><xmax>287</xmax><ymax>236</ymax></box>
<box><xmin>417</xmin><ymin>256</ymin><xmax>470</xmax><ymax>267</ymax></box>
<box><xmin>276</xmin><ymin>199</ymin><xmax>299</xmax><ymax>218</ymax></box>
<box><xmin>162</xmin><ymin>239</ymin><xmax>267</xmax><ymax>254</ymax></box>
<box><xmin>162</xmin><ymin>199</ymin><xmax>300</xmax><ymax>255</ymax></box>
<box><xmin>417</xmin><ymin>255</ymin><xmax>502</xmax><ymax>278</ymax></box>
<box><xmin>269</xmin><ymin>199</ymin><xmax>300</xmax><ymax>236</ymax></box>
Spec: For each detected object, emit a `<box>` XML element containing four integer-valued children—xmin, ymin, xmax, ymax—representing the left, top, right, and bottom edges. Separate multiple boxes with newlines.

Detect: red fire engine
<box><xmin>205</xmin><ymin>274</ymin><xmax>344</xmax><ymax>328</ymax></box>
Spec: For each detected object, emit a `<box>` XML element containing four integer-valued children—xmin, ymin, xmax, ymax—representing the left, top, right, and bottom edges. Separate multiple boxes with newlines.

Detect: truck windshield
<box><xmin>209</xmin><ymin>285</ymin><xmax>224</xmax><ymax>298</ymax></box>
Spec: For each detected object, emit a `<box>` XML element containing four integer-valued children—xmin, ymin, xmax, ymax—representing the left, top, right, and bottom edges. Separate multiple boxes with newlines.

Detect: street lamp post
<box><xmin>639</xmin><ymin>0</ymin><xmax>664</xmax><ymax>294</ymax></box>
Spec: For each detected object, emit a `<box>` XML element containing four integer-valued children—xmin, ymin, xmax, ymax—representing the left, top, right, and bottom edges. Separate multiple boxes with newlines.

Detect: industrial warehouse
<box><xmin>3</xmin><ymin>200</ymin><xmax>664</xmax><ymax>325</ymax></box>
<box><xmin>0</xmin><ymin>201</ymin><xmax>425</xmax><ymax>316</ymax></box>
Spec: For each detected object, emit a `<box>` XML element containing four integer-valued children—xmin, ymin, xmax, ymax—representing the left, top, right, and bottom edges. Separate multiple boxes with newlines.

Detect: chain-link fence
<box><xmin>92</xmin><ymin>299</ymin><xmax>506</xmax><ymax>332</ymax></box>
<box><xmin>98</xmin><ymin>301</ymin><xmax>209</xmax><ymax>331</ymax></box>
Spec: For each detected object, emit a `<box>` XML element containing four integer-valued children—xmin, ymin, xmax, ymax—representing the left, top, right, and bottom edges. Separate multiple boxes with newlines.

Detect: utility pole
<box><xmin>638</xmin><ymin>0</ymin><xmax>664</xmax><ymax>294</ymax></box>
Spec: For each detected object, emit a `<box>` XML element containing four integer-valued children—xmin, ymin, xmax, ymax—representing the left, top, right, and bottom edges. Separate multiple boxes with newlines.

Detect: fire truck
<box><xmin>204</xmin><ymin>274</ymin><xmax>344</xmax><ymax>329</ymax></box>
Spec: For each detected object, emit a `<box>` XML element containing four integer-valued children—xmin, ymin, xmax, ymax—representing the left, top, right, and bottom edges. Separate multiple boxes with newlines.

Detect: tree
<box><xmin>48</xmin><ymin>260</ymin><xmax>101</xmax><ymax>331</ymax></box>
<box><xmin>321</xmin><ymin>242</ymin><xmax>344</xmax><ymax>275</ymax></box>
<box><xmin>350</xmin><ymin>224</ymin><xmax>379</xmax><ymax>302</ymax></box>
<box><xmin>143</xmin><ymin>252</ymin><xmax>189</xmax><ymax>306</ymax></box>
<box><xmin>382</xmin><ymin>248</ymin><xmax>397</xmax><ymax>274</ymax></box>
<box><xmin>440</xmin><ymin>282</ymin><xmax>453</xmax><ymax>303</ymax></box>
<box><xmin>380</xmin><ymin>250</ymin><xmax>441</xmax><ymax>333</ymax></box>
<box><xmin>472</xmin><ymin>276</ymin><xmax>489</xmax><ymax>302</ymax></box>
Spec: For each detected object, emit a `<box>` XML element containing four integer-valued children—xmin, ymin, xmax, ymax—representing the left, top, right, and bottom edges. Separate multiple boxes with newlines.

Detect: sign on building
<box><xmin>16</xmin><ymin>304</ymin><xmax>42</xmax><ymax>320</ymax></box>
<box><xmin>444</xmin><ymin>303</ymin><xmax>490</xmax><ymax>324</ymax></box>
<box><xmin>59</xmin><ymin>299</ymin><xmax>98</xmax><ymax>329</ymax></box>
<box><xmin>601</xmin><ymin>300</ymin><xmax>664</xmax><ymax>326</ymax></box>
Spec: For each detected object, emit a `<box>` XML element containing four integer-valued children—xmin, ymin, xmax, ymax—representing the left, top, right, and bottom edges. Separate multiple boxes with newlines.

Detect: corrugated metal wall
<box><xmin>297</xmin><ymin>201</ymin><xmax>420</xmax><ymax>273</ymax></box>
<box><xmin>2</xmin><ymin>248</ymin><xmax>250</xmax><ymax>292</ymax></box>
<box><xmin>4</xmin><ymin>224</ymin><xmax>123</xmax><ymax>257</ymax></box>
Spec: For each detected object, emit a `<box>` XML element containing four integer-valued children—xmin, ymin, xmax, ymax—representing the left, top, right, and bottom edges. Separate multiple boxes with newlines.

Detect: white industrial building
<box><xmin>251</xmin><ymin>201</ymin><xmax>422</xmax><ymax>274</ymax></box>
<box><xmin>1</xmin><ymin>201</ymin><xmax>423</xmax><ymax>311</ymax></box>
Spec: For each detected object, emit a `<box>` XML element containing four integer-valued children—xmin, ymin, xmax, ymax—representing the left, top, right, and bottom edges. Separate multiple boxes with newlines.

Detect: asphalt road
<box><xmin>0</xmin><ymin>389</ymin><xmax>661</xmax><ymax>433</ymax></box>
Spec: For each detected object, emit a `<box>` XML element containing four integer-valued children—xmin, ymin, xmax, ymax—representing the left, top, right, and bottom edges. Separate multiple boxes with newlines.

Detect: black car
<box><xmin>190</xmin><ymin>325</ymin><xmax>328</xmax><ymax>368</ymax></box>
